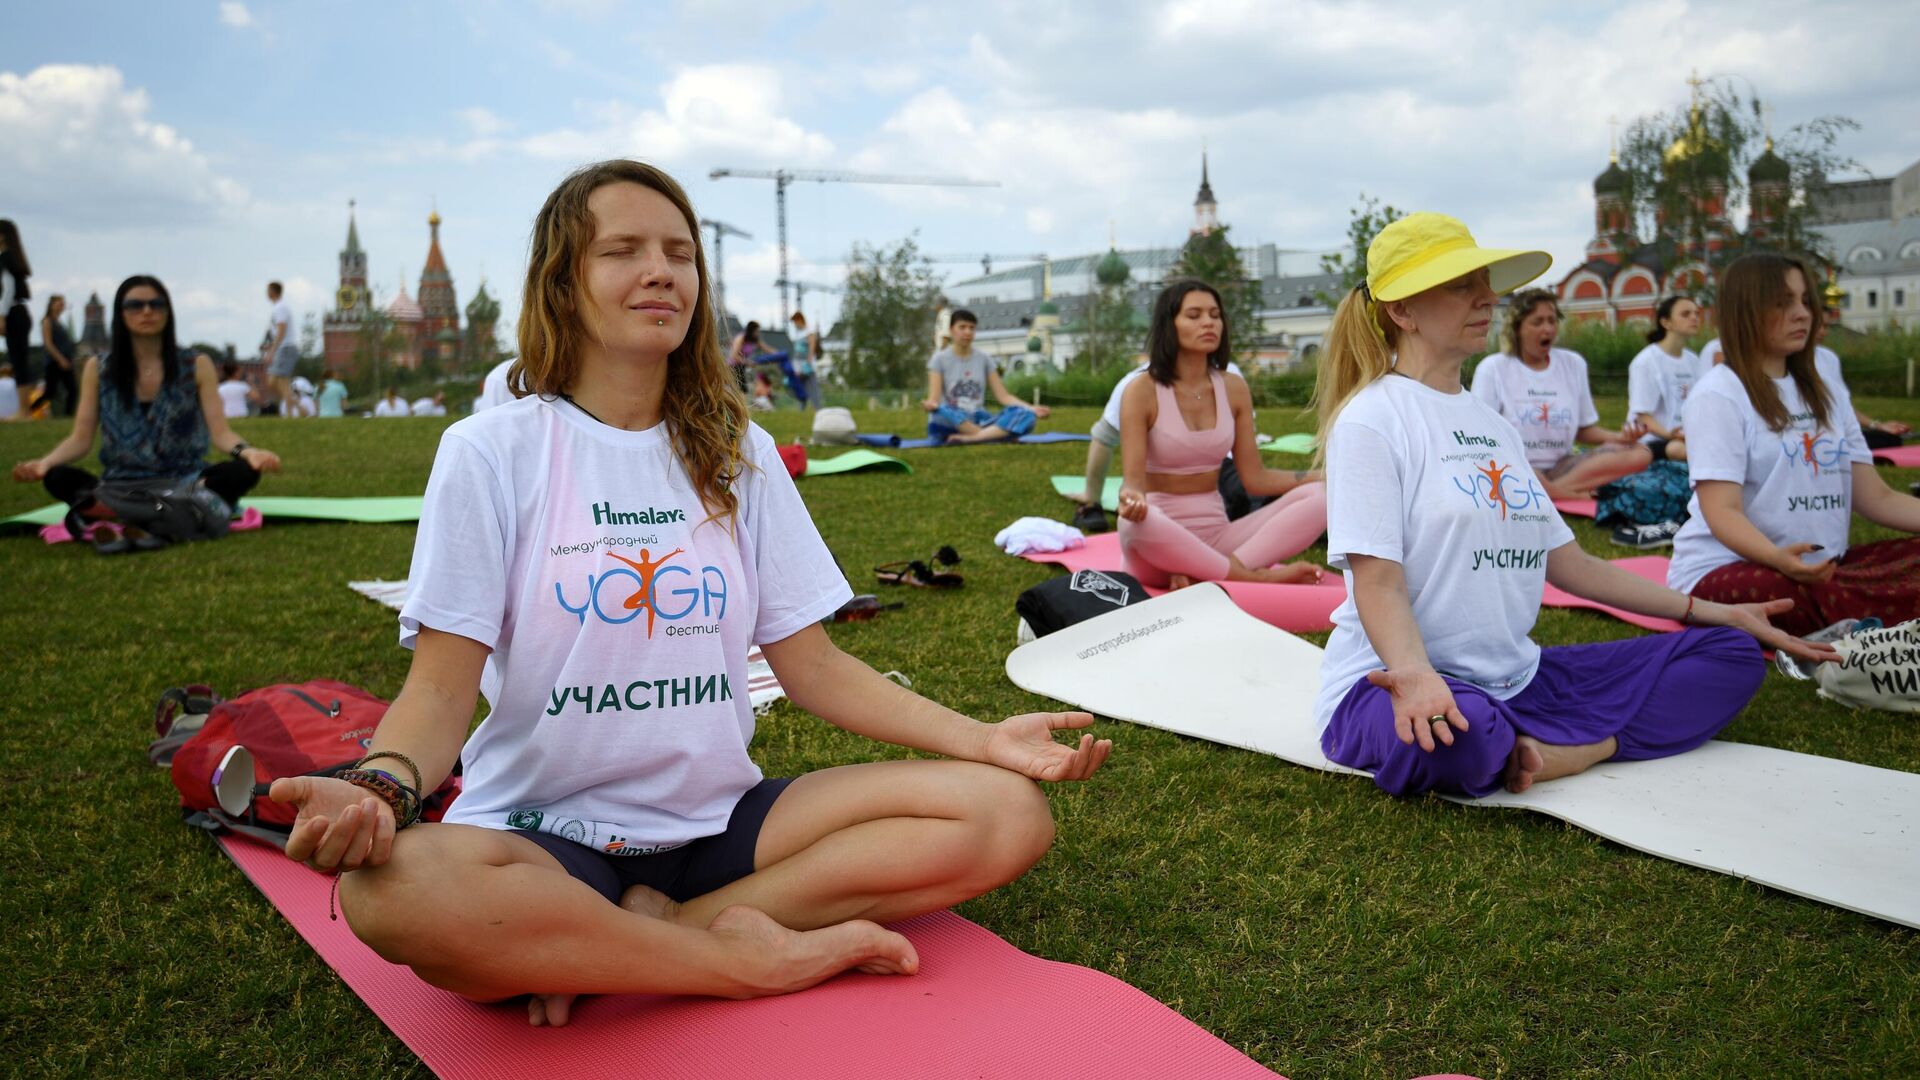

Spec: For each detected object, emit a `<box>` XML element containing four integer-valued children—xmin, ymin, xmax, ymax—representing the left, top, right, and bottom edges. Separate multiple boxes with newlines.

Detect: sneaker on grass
<box><xmin>1609</xmin><ymin>519</ymin><xmax>1683</xmax><ymax>549</ymax></box>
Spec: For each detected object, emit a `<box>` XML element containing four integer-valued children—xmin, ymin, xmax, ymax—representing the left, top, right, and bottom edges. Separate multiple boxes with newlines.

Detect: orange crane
<box><xmin>709</xmin><ymin>167</ymin><xmax>998</xmax><ymax>319</ymax></box>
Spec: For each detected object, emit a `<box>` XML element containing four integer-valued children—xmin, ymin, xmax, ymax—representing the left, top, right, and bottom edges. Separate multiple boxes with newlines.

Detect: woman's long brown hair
<box><xmin>1716</xmin><ymin>253</ymin><xmax>1833</xmax><ymax>433</ymax></box>
<box><xmin>514</xmin><ymin>160</ymin><xmax>749</xmax><ymax>530</ymax></box>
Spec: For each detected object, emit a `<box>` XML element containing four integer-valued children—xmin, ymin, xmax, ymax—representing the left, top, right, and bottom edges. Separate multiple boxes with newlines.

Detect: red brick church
<box><xmin>323</xmin><ymin>204</ymin><xmax>481</xmax><ymax>377</ymax></box>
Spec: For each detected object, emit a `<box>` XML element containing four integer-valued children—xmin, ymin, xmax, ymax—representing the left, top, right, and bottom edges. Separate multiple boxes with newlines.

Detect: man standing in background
<box><xmin>264</xmin><ymin>281</ymin><xmax>297</xmax><ymax>417</ymax></box>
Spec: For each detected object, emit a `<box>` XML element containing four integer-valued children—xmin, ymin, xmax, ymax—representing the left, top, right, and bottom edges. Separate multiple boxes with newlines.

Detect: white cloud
<box><xmin>503</xmin><ymin>65</ymin><xmax>833</xmax><ymax>166</ymax></box>
<box><xmin>0</xmin><ymin>64</ymin><xmax>247</xmax><ymax>226</ymax></box>
<box><xmin>217</xmin><ymin>2</ymin><xmax>254</xmax><ymax>28</ymax></box>
<box><xmin>459</xmin><ymin>106</ymin><xmax>510</xmax><ymax>138</ymax></box>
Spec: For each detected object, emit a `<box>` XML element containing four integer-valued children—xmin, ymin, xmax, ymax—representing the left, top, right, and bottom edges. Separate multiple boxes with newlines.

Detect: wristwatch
<box><xmin>230</xmin><ymin>441</ymin><xmax>251</xmax><ymax>459</ymax></box>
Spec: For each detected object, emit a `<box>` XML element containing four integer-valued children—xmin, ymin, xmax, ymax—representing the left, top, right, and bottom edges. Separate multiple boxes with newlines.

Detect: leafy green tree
<box><xmin>1074</xmin><ymin>282</ymin><xmax>1143</xmax><ymax>372</ymax></box>
<box><xmin>1612</xmin><ymin>78</ymin><xmax>1857</xmax><ymax>299</ymax></box>
<box><xmin>1168</xmin><ymin>224</ymin><xmax>1260</xmax><ymax>362</ymax></box>
<box><xmin>1315</xmin><ymin>194</ymin><xmax>1404</xmax><ymax>307</ymax></box>
<box><xmin>839</xmin><ymin>234</ymin><xmax>944</xmax><ymax>389</ymax></box>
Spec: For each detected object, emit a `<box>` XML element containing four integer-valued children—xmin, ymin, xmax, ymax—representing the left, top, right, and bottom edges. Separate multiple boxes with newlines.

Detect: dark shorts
<box><xmin>1645</xmin><ymin>437</ymin><xmax>1671</xmax><ymax>462</ymax></box>
<box><xmin>514</xmin><ymin>777</ymin><xmax>793</xmax><ymax>905</ymax></box>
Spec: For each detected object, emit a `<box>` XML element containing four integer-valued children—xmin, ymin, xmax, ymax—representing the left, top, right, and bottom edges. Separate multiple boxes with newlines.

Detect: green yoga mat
<box><xmin>1257</xmin><ymin>433</ymin><xmax>1317</xmax><ymax>455</ymax></box>
<box><xmin>1</xmin><ymin>495</ymin><xmax>425</xmax><ymax>529</ymax></box>
<box><xmin>805</xmin><ymin>449</ymin><xmax>910</xmax><ymax>476</ymax></box>
<box><xmin>1051</xmin><ymin>476</ymin><xmax>1120</xmax><ymax>512</ymax></box>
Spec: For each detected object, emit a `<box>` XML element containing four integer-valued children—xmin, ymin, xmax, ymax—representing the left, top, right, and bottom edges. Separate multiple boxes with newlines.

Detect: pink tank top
<box><xmin>1145</xmin><ymin>372</ymin><xmax>1232</xmax><ymax>475</ymax></box>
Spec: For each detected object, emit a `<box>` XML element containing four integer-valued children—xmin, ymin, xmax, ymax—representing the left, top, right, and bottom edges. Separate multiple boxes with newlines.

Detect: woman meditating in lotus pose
<box><xmin>1114</xmin><ymin>278</ymin><xmax>1326</xmax><ymax>587</ymax></box>
<box><xmin>1311</xmin><ymin>213</ymin><xmax>1835</xmax><ymax>799</ymax></box>
<box><xmin>1471</xmin><ymin>288</ymin><xmax>1652</xmax><ymax>500</ymax></box>
<box><xmin>1667</xmin><ymin>253</ymin><xmax>1920</xmax><ymax>636</ymax></box>
<box><xmin>271</xmin><ymin>160</ymin><xmax>1111</xmax><ymax>1026</ymax></box>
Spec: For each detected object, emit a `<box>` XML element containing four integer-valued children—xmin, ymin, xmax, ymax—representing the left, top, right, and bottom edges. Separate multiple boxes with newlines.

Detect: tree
<box><xmin>839</xmin><ymin>234</ymin><xmax>944</xmax><ymax>389</ymax></box>
<box><xmin>299</xmin><ymin>313</ymin><xmax>322</xmax><ymax>361</ymax></box>
<box><xmin>1315</xmin><ymin>194</ymin><xmax>1404</xmax><ymax>307</ymax></box>
<box><xmin>1612</xmin><ymin>77</ymin><xmax>1858</xmax><ymax>298</ymax></box>
<box><xmin>1074</xmin><ymin>281</ymin><xmax>1144</xmax><ymax>372</ymax></box>
<box><xmin>1168</xmin><ymin>224</ymin><xmax>1260</xmax><ymax>363</ymax></box>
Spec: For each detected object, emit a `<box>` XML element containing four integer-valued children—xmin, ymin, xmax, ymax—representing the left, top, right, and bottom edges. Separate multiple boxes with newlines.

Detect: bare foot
<box><xmin>1505</xmin><ymin>734</ymin><xmax>1617</xmax><ymax>793</ymax></box>
<box><xmin>1167</xmin><ymin>573</ymin><xmax>1193</xmax><ymax>590</ymax></box>
<box><xmin>528</xmin><ymin>884</ymin><xmax>687</xmax><ymax>1026</ymax></box>
<box><xmin>1271</xmin><ymin>562</ymin><xmax>1325</xmax><ymax>584</ymax></box>
<box><xmin>708</xmin><ymin>905</ymin><xmax>918</xmax><ymax>998</ymax></box>
<box><xmin>1504</xmin><ymin>736</ymin><xmax>1547</xmax><ymax>793</ymax></box>
<box><xmin>1226</xmin><ymin>556</ymin><xmax>1320</xmax><ymax>585</ymax></box>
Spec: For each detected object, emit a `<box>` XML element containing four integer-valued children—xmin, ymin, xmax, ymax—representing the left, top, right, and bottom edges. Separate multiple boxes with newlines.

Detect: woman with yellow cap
<box><xmin>1308</xmin><ymin>213</ymin><xmax>1833</xmax><ymax>798</ymax></box>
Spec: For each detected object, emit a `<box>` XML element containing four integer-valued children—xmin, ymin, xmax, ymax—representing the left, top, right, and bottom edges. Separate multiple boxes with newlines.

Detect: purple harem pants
<box><xmin>1320</xmin><ymin>626</ymin><xmax>1764</xmax><ymax>799</ymax></box>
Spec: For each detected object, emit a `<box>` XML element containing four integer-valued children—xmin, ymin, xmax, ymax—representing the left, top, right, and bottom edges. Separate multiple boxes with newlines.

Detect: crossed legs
<box><xmin>339</xmin><ymin>759</ymin><xmax>1054</xmax><ymax>1020</ymax></box>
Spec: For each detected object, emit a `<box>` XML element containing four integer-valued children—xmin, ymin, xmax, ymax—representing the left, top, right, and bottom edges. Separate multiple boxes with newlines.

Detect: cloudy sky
<box><xmin>4</xmin><ymin>0</ymin><xmax>1915</xmax><ymax>352</ymax></box>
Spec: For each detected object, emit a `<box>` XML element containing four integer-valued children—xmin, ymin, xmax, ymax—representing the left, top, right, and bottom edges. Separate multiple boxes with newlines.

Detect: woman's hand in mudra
<box><xmin>270</xmin><ymin>775</ymin><xmax>396</xmax><ymax>873</ymax></box>
<box><xmin>1365</xmin><ymin>668</ymin><xmax>1470</xmax><ymax>752</ymax></box>
<box><xmin>239</xmin><ymin>446</ymin><xmax>283</xmax><ymax>473</ymax></box>
<box><xmin>982</xmin><ymin>711</ymin><xmax>1111</xmax><ymax>782</ymax></box>
<box><xmin>12</xmin><ymin>459</ymin><xmax>48</xmax><ymax>483</ymax></box>
<box><xmin>1116</xmin><ymin>488</ymin><xmax>1147</xmax><ymax>522</ymax></box>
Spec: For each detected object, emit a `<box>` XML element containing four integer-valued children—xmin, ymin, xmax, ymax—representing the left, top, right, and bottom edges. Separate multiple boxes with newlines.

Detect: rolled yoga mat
<box><xmin>215</xmin><ymin>833</ymin><xmax>1282</xmax><ymax>1079</ymax></box>
<box><xmin>803</xmin><ymin>449</ymin><xmax>911</xmax><ymax>476</ymax></box>
<box><xmin>1</xmin><ymin>494</ymin><xmax>425</xmax><ymax>529</ymax></box>
<box><xmin>1006</xmin><ymin>583</ymin><xmax>1920</xmax><ymax>931</ymax></box>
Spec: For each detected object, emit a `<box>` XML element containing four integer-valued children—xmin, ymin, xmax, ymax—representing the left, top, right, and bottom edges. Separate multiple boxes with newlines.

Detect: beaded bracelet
<box><xmin>338</xmin><ymin>767</ymin><xmax>422</xmax><ymax>828</ymax></box>
<box><xmin>354</xmin><ymin>750</ymin><xmax>424</xmax><ymax>796</ymax></box>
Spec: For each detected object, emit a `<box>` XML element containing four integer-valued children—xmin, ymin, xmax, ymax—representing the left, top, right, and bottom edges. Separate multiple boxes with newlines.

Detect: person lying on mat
<box><xmin>1114</xmin><ymin>278</ymin><xmax>1325</xmax><ymax>587</ymax></box>
<box><xmin>1309</xmin><ymin>213</ymin><xmax>1837</xmax><ymax>799</ymax></box>
<box><xmin>10</xmin><ymin>274</ymin><xmax>281</xmax><ymax>545</ymax></box>
<box><xmin>1470</xmin><ymin>288</ymin><xmax>1652</xmax><ymax>500</ymax></box>
<box><xmin>270</xmin><ymin>159</ymin><xmax>1112</xmax><ymax>1026</ymax></box>
<box><xmin>1626</xmin><ymin>295</ymin><xmax>1707</xmax><ymax>464</ymax></box>
<box><xmin>1666</xmin><ymin>253</ymin><xmax>1920</xmax><ymax>638</ymax></box>
<box><xmin>921</xmin><ymin>310</ymin><xmax>1051</xmax><ymax>444</ymax></box>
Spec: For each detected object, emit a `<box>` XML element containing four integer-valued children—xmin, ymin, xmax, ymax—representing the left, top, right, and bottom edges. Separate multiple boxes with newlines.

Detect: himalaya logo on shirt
<box><xmin>592</xmin><ymin>501</ymin><xmax>688</xmax><ymax>526</ymax></box>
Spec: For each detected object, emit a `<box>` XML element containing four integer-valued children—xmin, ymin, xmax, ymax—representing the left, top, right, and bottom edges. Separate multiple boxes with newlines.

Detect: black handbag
<box><xmin>1015</xmin><ymin>569</ymin><xmax>1146</xmax><ymax>639</ymax></box>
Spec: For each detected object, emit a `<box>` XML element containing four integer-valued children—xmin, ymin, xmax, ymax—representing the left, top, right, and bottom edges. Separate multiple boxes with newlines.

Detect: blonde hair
<box><xmin>1309</xmin><ymin>287</ymin><xmax>1400</xmax><ymax>468</ymax></box>
<box><xmin>514</xmin><ymin>160</ymin><xmax>749</xmax><ymax>529</ymax></box>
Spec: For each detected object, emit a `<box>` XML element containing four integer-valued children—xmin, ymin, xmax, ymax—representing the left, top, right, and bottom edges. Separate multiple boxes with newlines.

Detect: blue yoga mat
<box><xmin>855</xmin><ymin>432</ymin><xmax>1091</xmax><ymax>449</ymax></box>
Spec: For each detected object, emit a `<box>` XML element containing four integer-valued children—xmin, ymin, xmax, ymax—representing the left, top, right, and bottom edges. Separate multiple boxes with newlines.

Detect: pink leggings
<box><xmin>1119</xmin><ymin>482</ymin><xmax>1327</xmax><ymax>586</ymax></box>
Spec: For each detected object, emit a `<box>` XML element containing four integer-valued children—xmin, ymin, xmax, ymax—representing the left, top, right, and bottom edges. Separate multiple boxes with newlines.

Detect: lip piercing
<box><xmin>656</xmin><ymin>319</ymin><xmax>666</xmax><ymax>326</ymax></box>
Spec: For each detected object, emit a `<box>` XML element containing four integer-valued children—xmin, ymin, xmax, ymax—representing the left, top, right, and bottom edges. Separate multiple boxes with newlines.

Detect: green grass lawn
<box><xmin>2</xmin><ymin>396</ymin><xmax>1917</xmax><ymax>1079</ymax></box>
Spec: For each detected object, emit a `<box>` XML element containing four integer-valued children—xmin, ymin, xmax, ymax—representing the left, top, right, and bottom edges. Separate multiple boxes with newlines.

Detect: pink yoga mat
<box><xmin>39</xmin><ymin>506</ymin><xmax>264</xmax><ymax>544</ymax></box>
<box><xmin>1552</xmin><ymin>497</ymin><xmax>1597</xmax><ymax>518</ymax></box>
<box><xmin>218</xmin><ymin>835</ymin><xmax>1281</xmax><ymax>1080</ymax></box>
<box><xmin>1540</xmin><ymin>555</ymin><xmax>1683</xmax><ymax>633</ymax></box>
<box><xmin>1872</xmin><ymin>444</ymin><xmax>1920</xmax><ymax>467</ymax></box>
<box><xmin>1024</xmin><ymin>532</ymin><xmax>1346</xmax><ymax>632</ymax></box>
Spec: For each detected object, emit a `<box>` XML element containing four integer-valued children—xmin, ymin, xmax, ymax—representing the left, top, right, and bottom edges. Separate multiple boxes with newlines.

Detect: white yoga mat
<box><xmin>1006</xmin><ymin>583</ymin><xmax>1920</xmax><ymax>930</ymax></box>
<box><xmin>347</xmin><ymin>580</ymin><xmax>789</xmax><ymax>715</ymax></box>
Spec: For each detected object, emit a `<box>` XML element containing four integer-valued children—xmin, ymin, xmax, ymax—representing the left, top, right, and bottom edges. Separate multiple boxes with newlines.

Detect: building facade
<box><xmin>321</xmin><ymin>204</ymin><xmax>469</xmax><ymax>379</ymax></box>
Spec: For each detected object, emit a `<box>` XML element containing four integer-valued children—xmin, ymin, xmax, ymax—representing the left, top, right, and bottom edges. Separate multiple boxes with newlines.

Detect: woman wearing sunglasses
<box><xmin>11</xmin><ymin>275</ymin><xmax>282</xmax><ymax>547</ymax></box>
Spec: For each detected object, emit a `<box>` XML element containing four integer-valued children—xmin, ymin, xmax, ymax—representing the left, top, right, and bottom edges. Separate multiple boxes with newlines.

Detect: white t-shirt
<box><xmin>1098</xmin><ymin>361</ymin><xmax>1245</xmax><ymax>431</ymax></box>
<box><xmin>1313</xmin><ymin>375</ymin><xmax>1576</xmax><ymax>734</ymax></box>
<box><xmin>1667</xmin><ymin>359</ymin><xmax>1872</xmax><ymax>593</ymax></box>
<box><xmin>216</xmin><ymin>379</ymin><xmax>252</xmax><ymax>418</ymax></box>
<box><xmin>475</xmin><ymin>358</ymin><xmax>517</xmax><ymax>413</ymax></box>
<box><xmin>1699</xmin><ymin>338</ymin><xmax>1722</xmax><ymax>367</ymax></box>
<box><xmin>291</xmin><ymin>375</ymin><xmax>316</xmax><ymax>396</ymax></box>
<box><xmin>399</xmin><ymin>398</ymin><xmax>850</xmax><ymax>852</ymax></box>
<box><xmin>268</xmin><ymin>299</ymin><xmax>294</xmax><ymax>350</ymax></box>
<box><xmin>412</xmin><ymin>396</ymin><xmax>446</xmax><ymax>417</ymax></box>
<box><xmin>294</xmin><ymin>391</ymin><xmax>317</xmax><ymax>417</ymax></box>
<box><xmin>1626</xmin><ymin>343</ymin><xmax>1708</xmax><ymax>441</ymax></box>
<box><xmin>1469</xmin><ymin>350</ymin><xmax>1600</xmax><ymax>469</ymax></box>
<box><xmin>374</xmin><ymin>397</ymin><xmax>410</xmax><ymax>417</ymax></box>
<box><xmin>0</xmin><ymin>376</ymin><xmax>17</xmax><ymax>418</ymax></box>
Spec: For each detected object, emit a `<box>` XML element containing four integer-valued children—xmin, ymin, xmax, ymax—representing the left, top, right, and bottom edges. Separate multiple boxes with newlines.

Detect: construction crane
<box><xmin>925</xmin><ymin>253</ymin><xmax>1048</xmax><ymax>276</ymax></box>
<box><xmin>776</xmin><ymin>278</ymin><xmax>842</xmax><ymax>315</ymax></box>
<box><xmin>709</xmin><ymin>167</ymin><xmax>999</xmax><ymax>320</ymax></box>
<box><xmin>697</xmin><ymin>218</ymin><xmax>752</xmax><ymax>325</ymax></box>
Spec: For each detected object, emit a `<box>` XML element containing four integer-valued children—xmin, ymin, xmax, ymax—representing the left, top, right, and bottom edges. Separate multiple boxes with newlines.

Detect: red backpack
<box><xmin>150</xmin><ymin>680</ymin><xmax>460</xmax><ymax>847</ymax></box>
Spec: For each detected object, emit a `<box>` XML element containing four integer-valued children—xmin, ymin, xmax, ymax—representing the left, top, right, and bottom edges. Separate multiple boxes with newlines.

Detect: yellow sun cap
<box><xmin>1365</xmin><ymin>212</ymin><xmax>1552</xmax><ymax>302</ymax></box>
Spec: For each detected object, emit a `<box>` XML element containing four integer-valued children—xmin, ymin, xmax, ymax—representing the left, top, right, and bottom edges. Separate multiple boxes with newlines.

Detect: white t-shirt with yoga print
<box><xmin>1314</xmin><ymin>375</ymin><xmax>1577</xmax><ymax>734</ymax></box>
<box><xmin>400</xmin><ymin>397</ymin><xmax>850</xmax><ymax>854</ymax></box>
<box><xmin>1626</xmin><ymin>343</ymin><xmax>1709</xmax><ymax>442</ymax></box>
<box><xmin>1666</xmin><ymin>359</ymin><xmax>1873</xmax><ymax>593</ymax></box>
<box><xmin>1469</xmin><ymin>350</ymin><xmax>1600</xmax><ymax>470</ymax></box>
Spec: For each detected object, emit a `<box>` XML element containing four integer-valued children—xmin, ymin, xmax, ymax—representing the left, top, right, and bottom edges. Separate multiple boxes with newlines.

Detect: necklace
<box><xmin>562</xmin><ymin>393</ymin><xmax>606</xmax><ymax>426</ymax></box>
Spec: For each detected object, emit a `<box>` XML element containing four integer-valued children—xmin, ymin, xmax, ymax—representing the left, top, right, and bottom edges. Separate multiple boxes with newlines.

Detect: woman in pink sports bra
<box><xmin>1116</xmin><ymin>279</ymin><xmax>1328</xmax><ymax>586</ymax></box>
